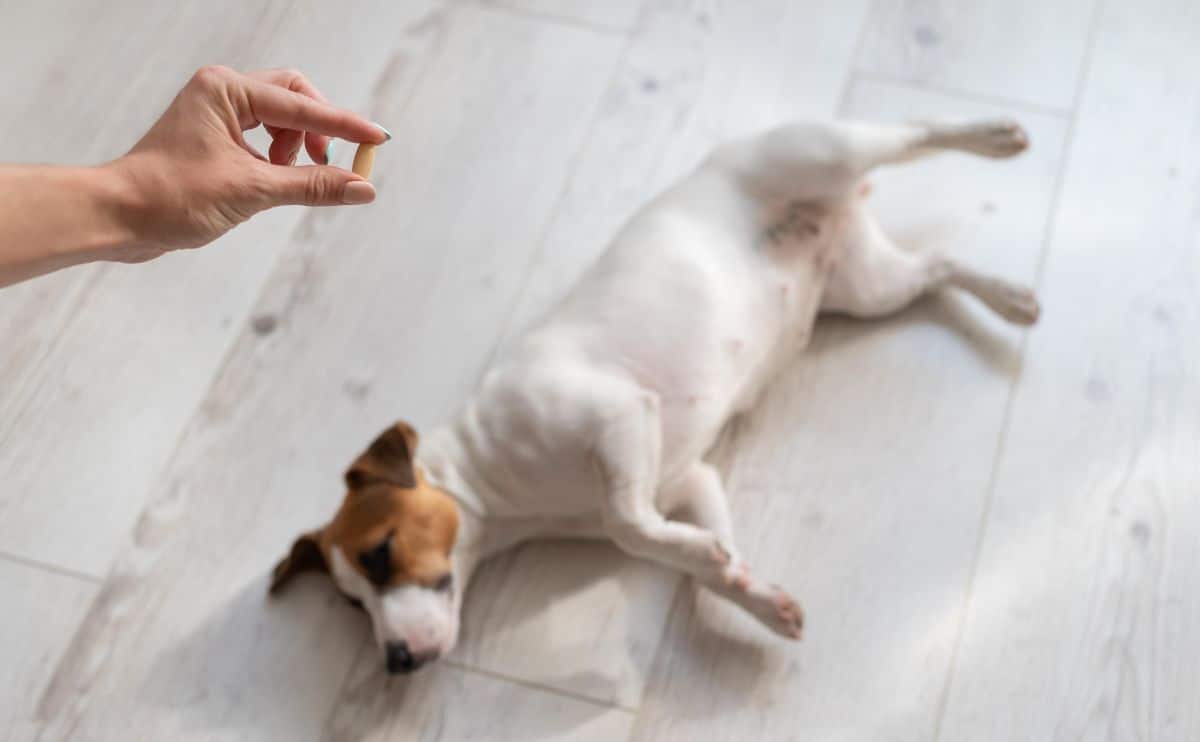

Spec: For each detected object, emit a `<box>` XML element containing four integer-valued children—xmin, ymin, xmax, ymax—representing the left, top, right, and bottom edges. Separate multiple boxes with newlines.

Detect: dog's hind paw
<box><xmin>951</xmin><ymin>119</ymin><xmax>1030</xmax><ymax>158</ymax></box>
<box><xmin>978</xmin><ymin>281</ymin><xmax>1041</xmax><ymax>325</ymax></box>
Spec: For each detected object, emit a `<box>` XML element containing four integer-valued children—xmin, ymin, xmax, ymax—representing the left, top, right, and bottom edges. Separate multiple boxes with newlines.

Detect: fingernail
<box><xmin>342</xmin><ymin>180</ymin><xmax>376</xmax><ymax>205</ymax></box>
<box><xmin>373</xmin><ymin>122</ymin><xmax>392</xmax><ymax>142</ymax></box>
<box><xmin>324</xmin><ymin>138</ymin><xmax>337</xmax><ymax>165</ymax></box>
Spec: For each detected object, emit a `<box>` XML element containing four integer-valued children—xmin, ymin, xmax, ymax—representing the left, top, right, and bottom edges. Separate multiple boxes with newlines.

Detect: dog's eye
<box><xmin>358</xmin><ymin>533</ymin><xmax>394</xmax><ymax>587</ymax></box>
<box><xmin>433</xmin><ymin>574</ymin><xmax>453</xmax><ymax>593</ymax></box>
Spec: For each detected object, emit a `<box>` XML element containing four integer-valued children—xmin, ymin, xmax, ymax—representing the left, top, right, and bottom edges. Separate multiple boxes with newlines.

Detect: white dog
<box><xmin>270</xmin><ymin>118</ymin><xmax>1039</xmax><ymax>675</ymax></box>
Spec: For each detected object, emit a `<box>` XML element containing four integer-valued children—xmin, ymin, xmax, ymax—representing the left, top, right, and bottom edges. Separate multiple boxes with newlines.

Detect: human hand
<box><xmin>107</xmin><ymin>65</ymin><xmax>389</xmax><ymax>260</ymax></box>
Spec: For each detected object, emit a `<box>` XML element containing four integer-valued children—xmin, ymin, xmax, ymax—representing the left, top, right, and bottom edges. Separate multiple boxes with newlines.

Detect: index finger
<box><xmin>241</xmin><ymin>78</ymin><xmax>387</xmax><ymax>145</ymax></box>
<box><xmin>249</xmin><ymin>69</ymin><xmax>337</xmax><ymax>163</ymax></box>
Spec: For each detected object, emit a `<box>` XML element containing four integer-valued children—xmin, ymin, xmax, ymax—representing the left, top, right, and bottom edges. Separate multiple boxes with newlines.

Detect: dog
<box><xmin>269</xmin><ymin>118</ymin><xmax>1039</xmax><ymax>675</ymax></box>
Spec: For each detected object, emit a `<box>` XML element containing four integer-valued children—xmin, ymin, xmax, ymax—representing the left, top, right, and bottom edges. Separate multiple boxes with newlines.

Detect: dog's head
<box><xmin>270</xmin><ymin>422</ymin><xmax>462</xmax><ymax>674</ymax></box>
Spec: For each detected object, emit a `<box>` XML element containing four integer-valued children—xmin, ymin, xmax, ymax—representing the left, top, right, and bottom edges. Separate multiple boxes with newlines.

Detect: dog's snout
<box><xmin>385</xmin><ymin>641</ymin><xmax>420</xmax><ymax>675</ymax></box>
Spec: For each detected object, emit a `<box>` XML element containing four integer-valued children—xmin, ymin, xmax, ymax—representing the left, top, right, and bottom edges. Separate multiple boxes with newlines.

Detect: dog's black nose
<box><xmin>385</xmin><ymin>641</ymin><xmax>420</xmax><ymax>675</ymax></box>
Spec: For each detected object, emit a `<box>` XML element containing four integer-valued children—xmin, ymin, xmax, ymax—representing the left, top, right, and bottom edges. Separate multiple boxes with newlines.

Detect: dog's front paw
<box><xmin>765</xmin><ymin>585</ymin><xmax>804</xmax><ymax>640</ymax></box>
<box><xmin>722</xmin><ymin>560</ymin><xmax>751</xmax><ymax>591</ymax></box>
<box><xmin>709</xmin><ymin>537</ymin><xmax>733</xmax><ymax>568</ymax></box>
<box><xmin>725</xmin><ymin>572</ymin><xmax>805</xmax><ymax>640</ymax></box>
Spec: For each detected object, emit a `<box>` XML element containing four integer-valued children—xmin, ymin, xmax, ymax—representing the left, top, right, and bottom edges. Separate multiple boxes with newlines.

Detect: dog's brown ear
<box><xmin>269</xmin><ymin>530</ymin><xmax>327</xmax><ymax>595</ymax></box>
<box><xmin>345</xmin><ymin>422</ymin><xmax>419</xmax><ymax>490</ymax></box>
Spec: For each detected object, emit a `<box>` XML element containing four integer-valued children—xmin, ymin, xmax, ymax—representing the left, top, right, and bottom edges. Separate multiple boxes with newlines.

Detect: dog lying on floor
<box><xmin>270</xmin><ymin>118</ymin><xmax>1039</xmax><ymax>675</ymax></box>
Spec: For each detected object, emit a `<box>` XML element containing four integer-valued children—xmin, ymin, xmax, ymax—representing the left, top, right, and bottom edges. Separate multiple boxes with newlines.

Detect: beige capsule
<box><xmin>352</xmin><ymin>143</ymin><xmax>377</xmax><ymax>179</ymax></box>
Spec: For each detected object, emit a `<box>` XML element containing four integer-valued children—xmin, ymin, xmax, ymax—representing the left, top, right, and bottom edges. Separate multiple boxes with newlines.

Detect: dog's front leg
<box><xmin>660</xmin><ymin>463</ymin><xmax>803</xmax><ymax>639</ymax></box>
<box><xmin>592</xmin><ymin>394</ymin><xmax>801</xmax><ymax>639</ymax></box>
<box><xmin>592</xmin><ymin>392</ymin><xmax>729</xmax><ymax>577</ymax></box>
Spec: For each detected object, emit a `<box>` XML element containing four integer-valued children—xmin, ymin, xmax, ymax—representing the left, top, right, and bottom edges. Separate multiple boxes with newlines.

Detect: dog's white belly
<box><xmin>451</xmin><ymin>170</ymin><xmax>841</xmax><ymax>516</ymax></box>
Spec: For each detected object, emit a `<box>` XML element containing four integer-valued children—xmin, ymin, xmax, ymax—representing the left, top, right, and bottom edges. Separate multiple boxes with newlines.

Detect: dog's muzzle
<box><xmin>385</xmin><ymin>641</ymin><xmax>426</xmax><ymax>675</ymax></box>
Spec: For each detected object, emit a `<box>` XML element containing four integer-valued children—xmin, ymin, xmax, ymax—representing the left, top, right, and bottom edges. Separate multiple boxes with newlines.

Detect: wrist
<box><xmin>89</xmin><ymin>158</ymin><xmax>159</xmax><ymax>262</ymax></box>
<box><xmin>0</xmin><ymin>162</ymin><xmax>159</xmax><ymax>287</ymax></box>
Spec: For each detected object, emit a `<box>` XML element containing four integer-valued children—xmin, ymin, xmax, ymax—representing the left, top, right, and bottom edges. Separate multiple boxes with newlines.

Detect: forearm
<box><xmin>0</xmin><ymin>164</ymin><xmax>139</xmax><ymax>287</ymax></box>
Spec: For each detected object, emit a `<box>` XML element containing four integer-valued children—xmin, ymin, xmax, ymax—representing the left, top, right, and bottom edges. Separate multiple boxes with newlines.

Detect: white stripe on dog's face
<box><xmin>330</xmin><ymin>546</ymin><xmax>458</xmax><ymax>661</ymax></box>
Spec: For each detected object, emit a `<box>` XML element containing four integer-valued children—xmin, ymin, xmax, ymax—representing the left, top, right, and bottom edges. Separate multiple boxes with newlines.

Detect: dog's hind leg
<box><xmin>710</xmin><ymin>119</ymin><xmax>1029</xmax><ymax>202</ymax></box>
<box><xmin>821</xmin><ymin>206</ymin><xmax>1040</xmax><ymax>325</ymax></box>
<box><xmin>659</xmin><ymin>463</ymin><xmax>803</xmax><ymax>639</ymax></box>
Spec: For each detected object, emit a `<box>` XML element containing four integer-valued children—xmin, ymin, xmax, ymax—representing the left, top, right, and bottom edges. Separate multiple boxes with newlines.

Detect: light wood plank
<box><xmin>857</xmin><ymin>0</ymin><xmax>1096</xmax><ymax>111</ymax></box>
<box><xmin>30</xmin><ymin>7</ymin><xmax>624</xmax><ymax>741</ymax></box>
<box><xmin>0</xmin><ymin>560</ymin><xmax>96</xmax><ymax>742</ymax></box>
<box><xmin>456</xmin><ymin>541</ymin><xmax>676</xmax><ymax>711</ymax></box>
<box><xmin>0</xmin><ymin>0</ymin><xmax>340</xmax><ymax>403</ymax></box>
<box><xmin>492</xmin><ymin>0</ymin><xmax>645</xmax><ymax>32</ymax></box>
<box><xmin>938</xmin><ymin>1</ymin><xmax>1200</xmax><ymax>738</ymax></box>
<box><xmin>0</xmin><ymin>0</ymin><xmax>444</xmax><ymax>575</ymax></box>
<box><xmin>325</xmin><ymin>662</ymin><xmax>633</xmax><ymax>741</ymax></box>
<box><xmin>454</xmin><ymin>0</ymin><xmax>874</xmax><ymax>709</ymax></box>
<box><xmin>632</xmin><ymin>81</ymin><xmax>1069</xmax><ymax>741</ymax></box>
<box><xmin>0</xmin><ymin>0</ymin><xmax>205</xmax><ymax>435</ymax></box>
<box><xmin>0</xmin><ymin>0</ymin><xmax>161</xmax><ymax>400</ymax></box>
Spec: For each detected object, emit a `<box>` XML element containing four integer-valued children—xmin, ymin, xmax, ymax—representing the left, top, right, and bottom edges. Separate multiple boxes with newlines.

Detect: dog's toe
<box><xmin>960</xmin><ymin>119</ymin><xmax>1030</xmax><ymax>158</ymax></box>
<box><xmin>995</xmin><ymin>286</ymin><xmax>1041</xmax><ymax>325</ymax></box>
<box><xmin>772</xmin><ymin>587</ymin><xmax>804</xmax><ymax>640</ymax></box>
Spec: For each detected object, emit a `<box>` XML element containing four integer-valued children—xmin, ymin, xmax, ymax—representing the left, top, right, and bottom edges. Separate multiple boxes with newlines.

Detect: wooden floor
<box><xmin>2</xmin><ymin>1</ymin><xmax>1198</xmax><ymax>740</ymax></box>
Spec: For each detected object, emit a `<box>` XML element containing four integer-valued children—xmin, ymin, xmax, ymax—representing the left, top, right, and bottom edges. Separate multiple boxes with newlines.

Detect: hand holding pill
<box><xmin>115</xmin><ymin>66</ymin><xmax>390</xmax><ymax>250</ymax></box>
<box><xmin>0</xmin><ymin>65</ymin><xmax>391</xmax><ymax>285</ymax></box>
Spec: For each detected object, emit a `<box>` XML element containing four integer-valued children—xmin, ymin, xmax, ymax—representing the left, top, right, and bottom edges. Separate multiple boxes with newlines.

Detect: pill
<box><xmin>352</xmin><ymin>143</ymin><xmax>377</xmax><ymax>179</ymax></box>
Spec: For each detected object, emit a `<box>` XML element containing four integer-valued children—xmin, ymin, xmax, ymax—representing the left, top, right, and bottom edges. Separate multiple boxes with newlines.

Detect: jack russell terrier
<box><xmin>269</xmin><ymin>118</ymin><xmax>1039</xmax><ymax>675</ymax></box>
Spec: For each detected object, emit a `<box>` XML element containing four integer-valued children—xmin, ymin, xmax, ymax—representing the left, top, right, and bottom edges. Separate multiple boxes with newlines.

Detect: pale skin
<box><xmin>0</xmin><ymin>65</ymin><xmax>389</xmax><ymax>287</ymax></box>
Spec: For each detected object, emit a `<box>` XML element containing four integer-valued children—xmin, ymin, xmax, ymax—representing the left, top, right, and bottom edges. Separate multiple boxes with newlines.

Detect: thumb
<box><xmin>261</xmin><ymin>165</ymin><xmax>376</xmax><ymax>207</ymax></box>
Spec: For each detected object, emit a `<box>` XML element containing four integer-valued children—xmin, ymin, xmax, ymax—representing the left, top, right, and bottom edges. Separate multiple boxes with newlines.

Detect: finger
<box><xmin>267</xmin><ymin>128</ymin><xmax>304</xmax><ymax>166</ymax></box>
<box><xmin>248</xmin><ymin>68</ymin><xmax>332</xmax><ymax>103</ymax></box>
<box><xmin>304</xmin><ymin>131</ymin><xmax>334</xmax><ymax>165</ymax></box>
<box><xmin>249</xmin><ymin>69</ymin><xmax>335</xmax><ymax>163</ymax></box>
<box><xmin>259</xmin><ymin>164</ymin><xmax>377</xmax><ymax>207</ymax></box>
<box><xmin>240</xmin><ymin>77</ymin><xmax>385</xmax><ymax>147</ymax></box>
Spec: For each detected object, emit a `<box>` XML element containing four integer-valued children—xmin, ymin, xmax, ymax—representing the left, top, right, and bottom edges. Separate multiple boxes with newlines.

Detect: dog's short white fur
<box><xmin>349</xmin><ymin>118</ymin><xmax>1040</xmax><ymax>654</ymax></box>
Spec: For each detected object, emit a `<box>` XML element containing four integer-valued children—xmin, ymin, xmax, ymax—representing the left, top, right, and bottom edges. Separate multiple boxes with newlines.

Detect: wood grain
<box><xmin>631</xmin><ymin>81</ymin><xmax>1069</xmax><ymax>741</ymax></box>
<box><xmin>937</xmin><ymin>0</ymin><xmax>1200</xmax><ymax>738</ymax></box>
<box><xmin>27</xmin><ymin>6</ymin><xmax>623</xmax><ymax>741</ymax></box>
<box><xmin>492</xmin><ymin>0</ymin><xmax>646</xmax><ymax>32</ymax></box>
<box><xmin>325</xmin><ymin>660</ymin><xmax>634</xmax><ymax>742</ymax></box>
<box><xmin>0</xmin><ymin>0</ymin><xmax>444</xmax><ymax>575</ymax></box>
<box><xmin>0</xmin><ymin>561</ymin><xmax>96</xmax><ymax>742</ymax></box>
<box><xmin>857</xmin><ymin>0</ymin><xmax>1097</xmax><ymax>111</ymax></box>
<box><xmin>7</xmin><ymin>1</ymin><xmax>1196</xmax><ymax>739</ymax></box>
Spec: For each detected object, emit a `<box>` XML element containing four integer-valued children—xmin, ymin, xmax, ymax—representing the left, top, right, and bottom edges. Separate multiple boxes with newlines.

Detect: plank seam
<box><xmin>485</xmin><ymin>1</ymin><xmax>635</xmax><ymax>37</ymax></box>
<box><xmin>853</xmin><ymin>71</ymin><xmax>1074</xmax><ymax>120</ymax></box>
<box><xmin>0</xmin><ymin>548</ymin><xmax>102</xmax><ymax>585</ymax></box>
<box><xmin>930</xmin><ymin>0</ymin><xmax>1109</xmax><ymax>738</ymax></box>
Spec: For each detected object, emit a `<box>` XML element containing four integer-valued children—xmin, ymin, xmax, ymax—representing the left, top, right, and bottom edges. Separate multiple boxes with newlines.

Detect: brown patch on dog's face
<box><xmin>320</xmin><ymin>471</ymin><xmax>459</xmax><ymax>592</ymax></box>
<box><xmin>269</xmin><ymin>422</ymin><xmax>462</xmax><ymax>672</ymax></box>
<box><xmin>271</xmin><ymin>422</ymin><xmax>458</xmax><ymax>591</ymax></box>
